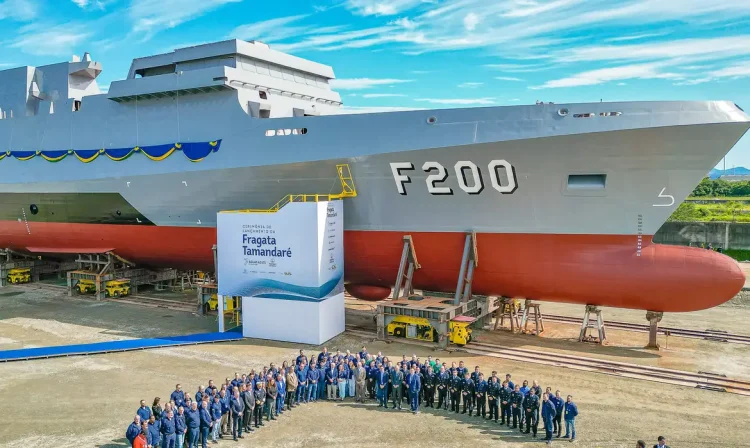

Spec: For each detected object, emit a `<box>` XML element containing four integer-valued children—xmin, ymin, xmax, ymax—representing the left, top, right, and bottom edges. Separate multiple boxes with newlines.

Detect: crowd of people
<box><xmin>125</xmin><ymin>346</ymin><xmax>580</xmax><ymax>447</ymax></box>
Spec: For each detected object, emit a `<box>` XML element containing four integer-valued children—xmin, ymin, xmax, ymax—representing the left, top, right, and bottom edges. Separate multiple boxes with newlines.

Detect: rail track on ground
<box><xmin>344</xmin><ymin>325</ymin><xmax>750</xmax><ymax>397</ymax></box>
<box><xmin>543</xmin><ymin>314</ymin><xmax>750</xmax><ymax>345</ymax></box>
<box><xmin>16</xmin><ymin>283</ymin><xmax>198</xmax><ymax>313</ymax></box>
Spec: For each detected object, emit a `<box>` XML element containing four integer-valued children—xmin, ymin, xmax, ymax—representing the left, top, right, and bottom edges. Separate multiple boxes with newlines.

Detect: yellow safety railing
<box><xmin>222</xmin><ymin>164</ymin><xmax>357</xmax><ymax>214</ymax></box>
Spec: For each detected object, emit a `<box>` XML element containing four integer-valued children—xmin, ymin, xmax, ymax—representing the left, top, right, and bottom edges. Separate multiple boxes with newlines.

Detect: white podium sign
<box><xmin>217</xmin><ymin>201</ymin><xmax>344</xmax><ymax>345</ymax></box>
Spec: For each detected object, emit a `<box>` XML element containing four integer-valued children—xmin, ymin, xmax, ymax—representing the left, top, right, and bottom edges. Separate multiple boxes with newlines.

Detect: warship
<box><xmin>0</xmin><ymin>39</ymin><xmax>748</xmax><ymax>312</ymax></box>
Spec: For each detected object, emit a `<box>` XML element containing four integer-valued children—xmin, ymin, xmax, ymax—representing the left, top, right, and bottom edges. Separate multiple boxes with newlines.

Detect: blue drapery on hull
<box><xmin>0</xmin><ymin>140</ymin><xmax>222</xmax><ymax>163</ymax></box>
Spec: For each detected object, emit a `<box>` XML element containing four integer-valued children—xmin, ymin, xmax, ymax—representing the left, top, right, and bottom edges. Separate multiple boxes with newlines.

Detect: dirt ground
<box><xmin>1</xmin><ymin>287</ymin><xmax>750</xmax><ymax>447</ymax></box>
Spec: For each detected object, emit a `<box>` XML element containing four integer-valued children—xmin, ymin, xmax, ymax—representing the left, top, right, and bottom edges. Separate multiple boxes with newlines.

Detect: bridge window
<box><xmin>567</xmin><ymin>174</ymin><xmax>607</xmax><ymax>189</ymax></box>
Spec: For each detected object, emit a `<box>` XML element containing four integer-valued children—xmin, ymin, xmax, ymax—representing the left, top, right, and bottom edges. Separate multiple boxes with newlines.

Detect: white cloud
<box><xmin>532</xmin><ymin>63</ymin><xmax>682</xmax><ymax>89</ymax></box>
<box><xmin>229</xmin><ymin>15</ymin><xmax>310</xmax><ymax>42</ymax></box>
<box><xmin>0</xmin><ymin>0</ymin><xmax>37</xmax><ymax>21</ymax></box>
<box><xmin>605</xmin><ymin>32</ymin><xmax>670</xmax><ymax>42</ymax></box>
<box><xmin>329</xmin><ymin>78</ymin><xmax>413</xmax><ymax>90</ymax></box>
<box><xmin>416</xmin><ymin>97</ymin><xmax>496</xmax><ymax>105</ymax></box>
<box><xmin>500</xmin><ymin>0</ymin><xmax>579</xmax><ymax>18</ymax></box>
<box><xmin>484</xmin><ymin>63</ymin><xmax>549</xmax><ymax>73</ymax></box>
<box><xmin>10</xmin><ymin>23</ymin><xmax>91</xmax><ymax>56</ymax></box>
<box><xmin>617</xmin><ymin>82</ymin><xmax>627</xmax><ymax>86</ymax></box>
<box><xmin>390</xmin><ymin>17</ymin><xmax>418</xmax><ymax>29</ymax></box>
<box><xmin>410</xmin><ymin>70</ymin><xmax>432</xmax><ymax>74</ymax></box>
<box><xmin>129</xmin><ymin>0</ymin><xmax>241</xmax><ymax>37</ymax></box>
<box><xmin>558</xmin><ymin>35</ymin><xmax>750</xmax><ymax>64</ymax></box>
<box><xmin>495</xmin><ymin>76</ymin><xmax>523</xmax><ymax>81</ymax></box>
<box><xmin>346</xmin><ymin>0</ymin><xmax>426</xmax><ymax>16</ymax></box>
<box><xmin>361</xmin><ymin>93</ymin><xmax>408</xmax><ymax>98</ymax></box>
<box><xmin>458</xmin><ymin>82</ymin><xmax>483</xmax><ymax>88</ymax></box>
<box><xmin>71</xmin><ymin>0</ymin><xmax>89</xmax><ymax>7</ymax></box>
<box><xmin>463</xmin><ymin>12</ymin><xmax>480</xmax><ymax>31</ymax></box>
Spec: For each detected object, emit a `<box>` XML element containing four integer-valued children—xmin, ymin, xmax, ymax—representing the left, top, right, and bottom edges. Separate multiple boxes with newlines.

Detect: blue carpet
<box><xmin>0</xmin><ymin>328</ymin><xmax>244</xmax><ymax>363</ymax></box>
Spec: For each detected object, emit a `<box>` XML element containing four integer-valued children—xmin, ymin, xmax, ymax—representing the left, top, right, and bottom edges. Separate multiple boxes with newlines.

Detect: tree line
<box><xmin>690</xmin><ymin>177</ymin><xmax>750</xmax><ymax>197</ymax></box>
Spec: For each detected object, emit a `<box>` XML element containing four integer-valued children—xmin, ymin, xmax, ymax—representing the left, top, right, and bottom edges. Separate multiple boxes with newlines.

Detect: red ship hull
<box><xmin>0</xmin><ymin>220</ymin><xmax>742</xmax><ymax>312</ymax></box>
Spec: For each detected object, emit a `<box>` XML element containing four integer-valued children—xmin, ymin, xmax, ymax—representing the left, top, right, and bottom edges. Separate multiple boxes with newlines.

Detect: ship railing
<box><xmin>222</xmin><ymin>163</ymin><xmax>357</xmax><ymax>214</ymax></box>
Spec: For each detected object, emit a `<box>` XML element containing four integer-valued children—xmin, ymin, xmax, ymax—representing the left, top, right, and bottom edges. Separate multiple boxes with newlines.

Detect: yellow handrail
<box><xmin>221</xmin><ymin>164</ymin><xmax>357</xmax><ymax>214</ymax></box>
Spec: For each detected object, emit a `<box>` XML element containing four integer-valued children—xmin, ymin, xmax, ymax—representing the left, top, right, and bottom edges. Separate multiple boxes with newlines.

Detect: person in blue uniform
<box><xmin>160</xmin><ymin>410</ymin><xmax>176</xmax><ymax>448</ymax></box>
<box><xmin>210</xmin><ymin>395</ymin><xmax>222</xmax><ymax>442</ymax></box>
<box><xmin>336</xmin><ymin>364</ymin><xmax>348</xmax><ymax>400</ymax></box>
<box><xmin>126</xmin><ymin>415</ymin><xmax>141</xmax><ymax>446</ymax></box>
<box><xmin>541</xmin><ymin>393</ymin><xmax>557</xmax><ymax>444</ymax></box>
<box><xmin>198</xmin><ymin>400</ymin><xmax>212</xmax><ymax>448</ymax></box>
<box><xmin>307</xmin><ymin>361</ymin><xmax>319</xmax><ymax>402</ymax></box>
<box><xmin>170</xmin><ymin>385</ymin><xmax>185</xmax><ymax>412</ymax></box>
<box><xmin>524</xmin><ymin>388</ymin><xmax>540</xmax><ymax>437</ymax></box>
<box><xmin>423</xmin><ymin>365</ymin><xmax>436</xmax><ymax>408</ymax></box>
<box><xmin>461</xmin><ymin>372</ymin><xmax>475</xmax><ymax>415</ymax></box>
<box><xmin>137</xmin><ymin>400</ymin><xmax>152</xmax><ymax>422</ymax></box>
<box><xmin>390</xmin><ymin>365</ymin><xmax>404</xmax><ymax>410</ymax></box>
<box><xmin>474</xmin><ymin>373</ymin><xmax>487</xmax><ymax>418</ymax></box>
<box><xmin>436</xmin><ymin>366</ymin><xmax>449</xmax><ymax>410</ymax></box>
<box><xmin>296</xmin><ymin>349</ymin><xmax>307</xmax><ymax>366</ymax></box>
<box><xmin>185</xmin><ymin>402</ymin><xmax>200</xmax><ymax>448</ymax></box>
<box><xmin>510</xmin><ymin>385</ymin><xmax>524</xmax><ymax>430</ymax></box>
<box><xmin>407</xmin><ymin>366</ymin><xmax>421</xmax><ymax>414</ymax></box>
<box><xmin>449</xmin><ymin>370</ymin><xmax>461</xmax><ymax>413</ymax></box>
<box><xmin>295</xmin><ymin>361</ymin><xmax>309</xmax><ymax>404</ymax></box>
<box><xmin>195</xmin><ymin>386</ymin><xmax>205</xmax><ymax>405</ymax></box>
<box><xmin>229</xmin><ymin>390</ymin><xmax>244</xmax><ymax>441</ymax></box>
<box><xmin>499</xmin><ymin>380</ymin><xmax>512</xmax><ymax>426</ymax></box>
<box><xmin>487</xmin><ymin>377</ymin><xmax>500</xmax><ymax>422</ymax></box>
<box><xmin>147</xmin><ymin>415</ymin><xmax>161</xmax><ymax>448</ymax></box>
<box><xmin>326</xmin><ymin>362</ymin><xmax>338</xmax><ymax>400</ymax></box>
<box><xmin>552</xmin><ymin>390</ymin><xmax>564</xmax><ymax>438</ymax></box>
<box><xmin>376</xmin><ymin>364</ymin><xmax>388</xmax><ymax>407</ymax></box>
<box><xmin>563</xmin><ymin>395</ymin><xmax>578</xmax><ymax>441</ymax></box>
<box><xmin>276</xmin><ymin>373</ymin><xmax>286</xmax><ymax>413</ymax></box>
<box><xmin>175</xmin><ymin>407</ymin><xmax>187</xmax><ymax>448</ymax></box>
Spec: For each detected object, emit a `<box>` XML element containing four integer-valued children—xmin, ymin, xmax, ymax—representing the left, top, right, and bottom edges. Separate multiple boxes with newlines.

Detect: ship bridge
<box><xmin>107</xmin><ymin>39</ymin><xmax>343</xmax><ymax>118</ymax></box>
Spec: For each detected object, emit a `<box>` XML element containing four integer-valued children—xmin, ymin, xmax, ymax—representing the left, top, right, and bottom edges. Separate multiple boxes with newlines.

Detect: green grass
<box><xmin>668</xmin><ymin>201</ymin><xmax>750</xmax><ymax>222</ymax></box>
<box><xmin>686</xmin><ymin>196</ymin><xmax>750</xmax><ymax>201</ymax></box>
<box><xmin>723</xmin><ymin>249</ymin><xmax>750</xmax><ymax>262</ymax></box>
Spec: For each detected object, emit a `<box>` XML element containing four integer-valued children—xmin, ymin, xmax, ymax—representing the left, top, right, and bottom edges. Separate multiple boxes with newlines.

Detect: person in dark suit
<box><xmin>654</xmin><ymin>436</ymin><xmax>670</xmax><ymax>448</ymax></box>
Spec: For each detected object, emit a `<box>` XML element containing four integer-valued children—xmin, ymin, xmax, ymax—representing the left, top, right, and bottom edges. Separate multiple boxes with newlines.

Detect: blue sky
<box><xmin>1</xmin><ymin>0</ymin><xmax>750</xmax><ymax>169</ymax></box>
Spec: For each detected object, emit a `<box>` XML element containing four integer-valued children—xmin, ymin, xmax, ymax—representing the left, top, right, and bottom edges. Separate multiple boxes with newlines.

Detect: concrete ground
<box><xmin>1</xmin><ymin>287</ymin><xmax>750</xmax><ymax>447</ymax></box>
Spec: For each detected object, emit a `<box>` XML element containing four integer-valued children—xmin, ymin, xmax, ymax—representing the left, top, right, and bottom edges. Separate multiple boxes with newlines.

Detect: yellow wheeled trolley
<box><xmin>7</xmin><ymin>268</ymin><xmax>31</xmax><ymax>284</ymax></box>
<box><xmin>386</xmin><ymin>315</ymin><xmax>474</xmax><ymax>346</ymax></box>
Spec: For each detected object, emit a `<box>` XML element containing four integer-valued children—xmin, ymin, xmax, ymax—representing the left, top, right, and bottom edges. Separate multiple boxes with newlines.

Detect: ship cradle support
<box><xmin>67</xmin><ymin>251</ymin><xmax>177</xmax><ymax>301</ymax></box>
<box><xmin>377</xmin><ymin>232</ymin><xmax>498</xmax><ymax>349</ymax></box>
<box><xmin>0</xmin><ymin>249</ymin><xmax>77</xmax><ymax>287</ymax></box>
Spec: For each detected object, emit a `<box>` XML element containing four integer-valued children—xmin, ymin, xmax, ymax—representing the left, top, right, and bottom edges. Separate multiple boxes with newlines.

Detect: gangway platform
<box><xmin>0</xmin><ymin>329</ymin><xmax>243</xmax><ymax>363</ymax></box>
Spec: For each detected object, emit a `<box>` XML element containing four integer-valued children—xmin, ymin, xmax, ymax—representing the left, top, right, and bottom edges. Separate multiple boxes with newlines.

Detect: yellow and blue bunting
<box><xmin>0</xmin><ymin>140</ymin><xmax>221</xmax><ymax>163</ymax></box>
